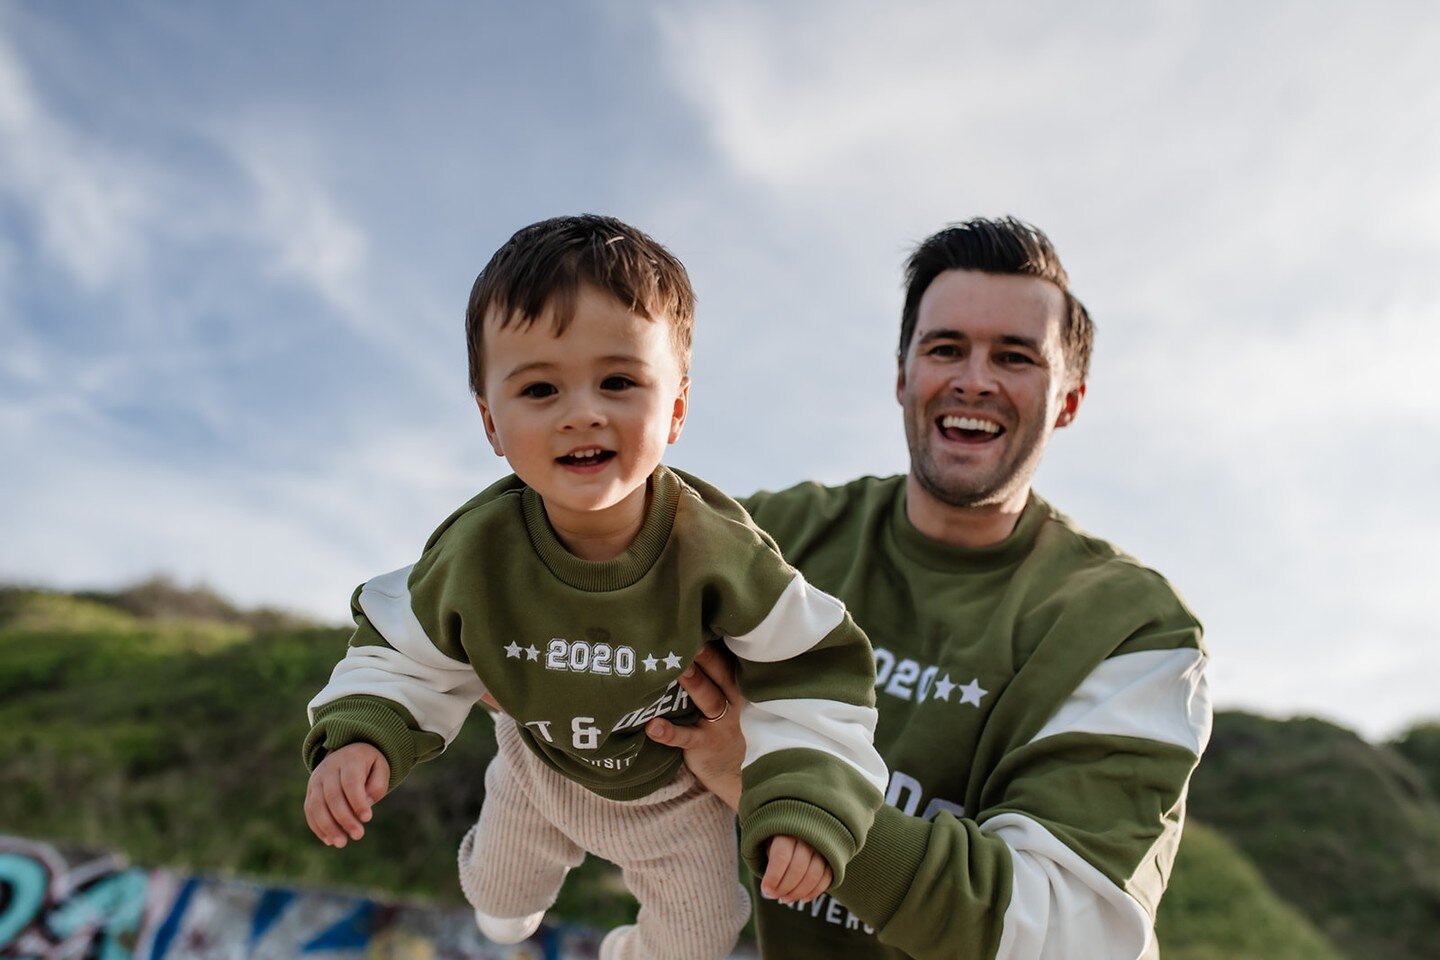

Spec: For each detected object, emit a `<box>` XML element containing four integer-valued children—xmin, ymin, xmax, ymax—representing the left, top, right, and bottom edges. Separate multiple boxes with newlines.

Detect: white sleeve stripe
<box><xmin>306</xmin><ymin>565</ymin><xmax>484</xmax><ymax>745</ymax></box>
<box><xmin>721</xmin><ymin>573</ymin><xmax>847</xmax><ymax>663</ymax></box>
<box><xmin>1028</xmin><ymin>648</ymin><xmax>1212</xmax><ymax>756</ymax></box>
<box><xmin>739</xmin><ymin>697</ymin><xmax>888</xmax><ymax>793</ymax></box>
<box><xmin>307</xmin><ymin>645</ymin><xmax>486</xmax><ymax>744</ymax></box>
<box><xmin>983</xmin><ymin>812</ymin><xmax>1153</xmax><ymax>960</ymax></box>
<box><xmin>356</xmin><ymin>565</ymin><xmax>473</xmax><ymax>671</ymax></box>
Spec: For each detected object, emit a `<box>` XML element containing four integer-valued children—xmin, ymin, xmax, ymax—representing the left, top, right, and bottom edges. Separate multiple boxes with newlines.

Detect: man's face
<box><xmin>478</xmin><ymin>283</ymin><xmax>688</xmax><ymax>532</ymax></box>
<box><xmin>898</xmin><ymin>269</ymin><xmax>1083</xmax><ymax>511</ymax></box>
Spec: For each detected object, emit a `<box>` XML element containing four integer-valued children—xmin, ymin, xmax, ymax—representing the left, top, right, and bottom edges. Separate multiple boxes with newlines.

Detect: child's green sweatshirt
<box><xmin>303</xmin><ymin>465</ymin><xmax>886</xmax><ymax>882</ymax></box>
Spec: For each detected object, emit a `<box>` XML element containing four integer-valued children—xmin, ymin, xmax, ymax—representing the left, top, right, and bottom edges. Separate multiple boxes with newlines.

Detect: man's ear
<box><xmin>476</xmin><ymin>396</ymin><xmax>505</xmax><ymax>457</ymax></box>
<box><xmin>895</xmin><ymin>359</ymin><xmax>906</xmax><ymax>404</ymax></box>
<box><xmin>667</xmin><ymin>376</ymin><xmax>691</xmax><ymax>445</ymax></box>
<box><xmin>1054</xmin><ymin>382</ymin><xmax>1086</xmax><ymax>429</ymax></box>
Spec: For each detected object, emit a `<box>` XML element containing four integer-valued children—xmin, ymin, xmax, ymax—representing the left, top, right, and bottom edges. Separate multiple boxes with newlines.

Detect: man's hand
<box><xmin>304</xmin><ymin>742</ymin><xmax>389</xmax><ymax>847</ymax></box>
<box><xmin>646</xmin><ymin>643</ymin><xmax>745</xmax><ymax>810</ymax></box>
<box><xmin>762</xmin><ymin>835</ymin><xmax>833</xmax><ymax>905</ymax></box>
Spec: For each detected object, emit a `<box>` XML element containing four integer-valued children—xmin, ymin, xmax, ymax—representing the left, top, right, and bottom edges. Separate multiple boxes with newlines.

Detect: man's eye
<box><xmin>521</xmin><ymin>383</ymin><xmax>557</xmax><ymax>399</ymax></box>
<box><xmin>929</xmin><ymin>344</ymin><xmax>961</xmax><ymax>358</ymax></box>
<box><xmin>999</xmin><ymin>352</ymin><xmax>1035</xmax><ymax>365</ymax></box>
<box><xmin>601</xmin><ymin>376</ymin><xmax>636</xmax><ymax>391</ymax></box>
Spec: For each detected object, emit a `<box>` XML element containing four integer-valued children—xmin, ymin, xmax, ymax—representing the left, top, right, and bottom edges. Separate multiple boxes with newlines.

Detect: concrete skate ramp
<box><xmin>2</xmin><ymin>836</ymin><xmax>759</xmax><ymax>959</ymax></box>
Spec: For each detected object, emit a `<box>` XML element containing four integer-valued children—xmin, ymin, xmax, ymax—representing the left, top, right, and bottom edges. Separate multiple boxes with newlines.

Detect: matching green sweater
<box><xmin>304</xmin><ymin>466</ymin><xmax>886</xmax><ymax>883</ymax></box>
<box><xmin>741</xmin><ymin>477</ymin><xmax>1210</xmax><ymax>960</ymax></box>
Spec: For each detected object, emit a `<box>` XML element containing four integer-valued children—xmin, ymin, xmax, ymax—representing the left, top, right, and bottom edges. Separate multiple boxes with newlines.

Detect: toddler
<box><xmin>302</xmin><ymin>215</ymin><xmax>885</xmax><ymax>960</ymax></box>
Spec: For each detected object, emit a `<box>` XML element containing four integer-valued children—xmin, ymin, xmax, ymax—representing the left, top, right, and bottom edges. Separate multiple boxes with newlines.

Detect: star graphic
<box><xmin>932</xmin><ymin>674</ymin><xmax>956</xmax><ymax>702</ymax></box>
<box><xmin>663</xmin><ymin>652</ymin><xmax>683</xmax><ymax>670</ymax></box>
<box><xmin>957</xmin><ymin>678</ymin><xmax>988</xmax><ymax>708</ymax></box>
<box><xmin>642</xmin><ymin>654</ymin><xmax>659</xmax><ymax>671</ymax></box>
<box><xmin>525</xmin><ymin>645</ymin><xmax>540</xmax><ymax>661</ymax></box>
<box><xmin>504</xmin><ymin>641</ymin><xmax>522</xmax><ymax>659</ymax></box>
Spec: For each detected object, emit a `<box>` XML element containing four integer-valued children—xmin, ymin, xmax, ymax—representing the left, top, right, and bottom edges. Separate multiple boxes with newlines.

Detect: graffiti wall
<box><xmin>0</xmin><ymin>836</ymin><xmax>630</xmax><ymax>960</ymax></box>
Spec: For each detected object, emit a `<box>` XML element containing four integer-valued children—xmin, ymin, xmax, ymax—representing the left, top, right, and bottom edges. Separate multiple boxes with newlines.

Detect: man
<box><xmin>648</xmin><ymin>216</ymin><xmax>1211</xmax><ymax>959</ymax></box>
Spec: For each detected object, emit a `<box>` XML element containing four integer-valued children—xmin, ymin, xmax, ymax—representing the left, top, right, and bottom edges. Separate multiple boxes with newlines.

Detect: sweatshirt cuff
<box><xmin>740</xmin><ymin>799</ymin><xmax>857</xmax><ymax>887</ymax></box>
<box><xmin>829</xmin><ymin>803</ymin><xmax>931</xmax><ymax>929</ymax></box>
<box><xmin>303</xmin><ymin>696</ymin><xmax>426</xmax><ymax>788</ymax></box>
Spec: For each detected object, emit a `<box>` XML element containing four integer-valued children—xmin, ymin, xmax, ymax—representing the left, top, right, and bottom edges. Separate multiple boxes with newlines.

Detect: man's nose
<box><xmin>950</xmin><ymin>354</ymin><xmax>997</xmax><ymax>395</ymax></box>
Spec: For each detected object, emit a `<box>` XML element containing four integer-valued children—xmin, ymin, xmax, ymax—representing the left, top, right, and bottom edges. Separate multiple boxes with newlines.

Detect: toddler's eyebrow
<box><xmin>502</xmin><ymin>355</ymin><xmax>652</xmax><ymax>383</ymax></box>
<box><xmin>599</xmin><ymin>354</ymin><xmax>650</xmax><ymax>367</ymax></box>
<box><xmin>502</xmin><ymin>361</ymin><xmax>555</xmax><ymax>383</ymax></box>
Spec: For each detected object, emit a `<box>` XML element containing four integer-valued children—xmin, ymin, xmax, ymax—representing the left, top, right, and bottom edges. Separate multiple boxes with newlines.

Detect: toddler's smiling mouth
<box><xmin>556</xmin><ymin>447</ymin><xmax>617</xmax><ymax>467</ymax></box>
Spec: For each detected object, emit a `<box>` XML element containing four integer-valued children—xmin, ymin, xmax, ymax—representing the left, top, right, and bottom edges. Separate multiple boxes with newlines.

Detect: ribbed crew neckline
<box><xmin>888</xmin><ymin>482</ymin><xmax>1046</xmax><ymax>572</ymax></box>
<box><xmin>521</xmin><ymin>466</ymin><xmax>679</xmax><ymax>592</ymax></box>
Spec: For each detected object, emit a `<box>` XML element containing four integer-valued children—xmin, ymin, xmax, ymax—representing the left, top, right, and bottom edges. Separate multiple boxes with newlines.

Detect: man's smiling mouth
<box><xmin>936</xmin><ymin>415</ymin><xmax>1004</xmax><ymax>443</ymax></box>
<box><xmin>557</xmin><ymin>447</ymin><xmax>616</xmax><ymax>466</ymax></box>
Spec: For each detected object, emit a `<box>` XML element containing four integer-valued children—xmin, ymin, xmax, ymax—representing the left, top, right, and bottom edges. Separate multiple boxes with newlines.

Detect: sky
<box><xmin>2</xmin><ymin>1</ymin><xmax>1437</xmax><ymax>740</ymax></box>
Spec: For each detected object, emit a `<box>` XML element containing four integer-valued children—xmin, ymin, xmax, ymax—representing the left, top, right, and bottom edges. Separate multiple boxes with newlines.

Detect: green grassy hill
<box><xmin>5</xmin><ymin>583</ymin><xmax>1435</xmax><ymax>957</ymax></box>
<box><xmin>1393</xmin><ymin>722</ymin><xmax>1440</xmax><ymax>800</ymax></box>
<box><xmin>0</xmin><ymin>584</ymin><xmax>631</xmax><ymax>928</ymax></box>
<box><xmin>1155</xmin><ymin>820</ymin><xmax>1344</xmax><ymax>960</ymax></box>
<box><xmin>1187</xmin><ymin>711</ymin><xmax>1440</xmax><ymax>959</ymax></box>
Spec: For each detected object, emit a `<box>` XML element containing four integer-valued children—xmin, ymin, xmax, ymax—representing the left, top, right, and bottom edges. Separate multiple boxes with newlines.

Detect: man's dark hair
<box><xmin>466</xmin><ymin>214</ymin><xmax>695</xmax><ymax>396</ymax></box>
<box><xmin>899</xmin><ymin>216</ymin><xmax>1094</xmax><ymax>387</ymax></box>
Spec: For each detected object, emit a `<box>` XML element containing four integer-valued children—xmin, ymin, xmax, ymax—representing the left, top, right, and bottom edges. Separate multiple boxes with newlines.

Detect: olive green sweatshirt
<box><xmin>741</xmin><ymin>476</ymin><xmax>1210</xmax><ymax>960</ymax></box>
<box><xmin>304</xmin><ymin>466</ymin><xmax>886</xmax><ymax>883</ymax></box>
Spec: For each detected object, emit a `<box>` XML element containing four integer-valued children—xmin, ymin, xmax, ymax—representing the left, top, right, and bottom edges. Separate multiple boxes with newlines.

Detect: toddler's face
<box><xmin>477</xmin><ymin>283</ymin><xmax>688</xmax><ymax>530</ymax></box>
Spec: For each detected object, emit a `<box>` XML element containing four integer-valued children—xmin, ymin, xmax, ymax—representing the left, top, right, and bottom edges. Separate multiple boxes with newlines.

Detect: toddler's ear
<box><xmin>668</xmin><ymin>376</ymin><xmax>691</xmax><ymax>445</ymax></box>
<box><xmin>476</xmin><ymin>396</ymin><xmax>505</xmax><ymax>457</ymax></box>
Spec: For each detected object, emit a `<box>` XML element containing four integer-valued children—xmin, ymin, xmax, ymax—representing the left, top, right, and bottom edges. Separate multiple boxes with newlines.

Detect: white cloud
<box><xmin>0</xmin><ymin>27</ymin><xmax>154</xmax><ymax>290</ymax></box>
<box><xmin>220</xmin><ymin>122</ymin><xmax>370</xmax><ymax>319</ymax></box>
<box><xmin>206</xmin><ymin>116</ymin><xmax>462</xmax><ymax>397</ymax></box>
<box><xmin>654</xmin><ymin>1</ymin><xmax>1440</xmax><ymax>261</ymax></box>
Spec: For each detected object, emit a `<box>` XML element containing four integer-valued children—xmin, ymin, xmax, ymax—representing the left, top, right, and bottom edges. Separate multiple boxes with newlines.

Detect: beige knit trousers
<box><xmin>458</xmin><ymin>714</ymin><xmax>751</xmax><ymax>960</ymax></box>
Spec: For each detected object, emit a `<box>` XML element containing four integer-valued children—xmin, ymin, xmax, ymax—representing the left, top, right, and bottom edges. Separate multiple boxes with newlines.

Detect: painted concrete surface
<box><xmin>0</xmin><ymin>836</ymin><xmax>758</xmax><ymax>959</ymax></box>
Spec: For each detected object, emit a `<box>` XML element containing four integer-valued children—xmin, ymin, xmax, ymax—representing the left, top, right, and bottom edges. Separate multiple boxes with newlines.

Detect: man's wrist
<box><xmin>713</xmin><ymin>775</ymin><xmax>741</xmax><ymax>812</ymax></box>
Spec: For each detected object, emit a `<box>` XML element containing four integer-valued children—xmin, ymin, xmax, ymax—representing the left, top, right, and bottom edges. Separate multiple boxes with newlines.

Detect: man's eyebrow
<box><xmin>916</xmin><ymin>330</ymin><xmax>1044</xmax><ymax>352</ymax></box>
<box><xmin>996</xmin><ymin>334</ymin><xmax>1042</xmax><ymax>352</ymax></box>
<box><xmin>916</xmin><ymin>328</ymin><xmax>968</xmax><ymax>345</ymax></box>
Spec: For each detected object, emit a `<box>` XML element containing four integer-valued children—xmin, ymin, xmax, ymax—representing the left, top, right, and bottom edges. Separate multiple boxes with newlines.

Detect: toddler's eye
<box><xmin>521</xmin><ymin>382</ymin><xmax>557</xmax><ymax>399</ymax></box>
<box><xmin>601</xmin><ymin>376</ymin><xmax>636</xmax><ymax>391</ymax></box>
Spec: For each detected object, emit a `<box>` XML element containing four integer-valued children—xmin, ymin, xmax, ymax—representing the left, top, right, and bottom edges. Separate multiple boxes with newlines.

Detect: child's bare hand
<box><xmin>761</xmin><ymin>835</ymin><xmax>833</xmax><ymax>905</ymax></box>
<box><xmin>304</xmin><ymin>743</ymin><xmax>389</xmax><ymax>848</ymax></box>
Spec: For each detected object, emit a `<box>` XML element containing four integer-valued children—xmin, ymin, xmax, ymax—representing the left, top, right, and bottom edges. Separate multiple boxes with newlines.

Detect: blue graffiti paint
<box><xmin>248</xmin><ymin>889</ymin><xmax>295</xmax><ymax>947</ymax></box>
<box><xmin>301</xmin><ymin>902</ymin><xmax>373</xmax><ymax>953</ymax></box>
<box><xmin>46</xmin><ymin>869</ymin><xmax>148</xmax><ymax>960</ymax></box>
<box><xmin>0</xmin><ymin>853</ymin><xmax>49</xmax><ymax>947</ymax></box>
<box><xmin>5</xmin><ymin>838</ymin><xmax>623</xmax><ymax>960</ymax></box>
<box><xmin>145</xmin><ymin>876</ymin><xmax>199</xmax><ymax>960</ymax></box>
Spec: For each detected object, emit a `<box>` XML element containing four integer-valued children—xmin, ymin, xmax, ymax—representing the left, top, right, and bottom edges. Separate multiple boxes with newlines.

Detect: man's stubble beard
<box><xmin>907</xmin><ymin>407</ymin><xmax>1049</xmax><ymax>510</ymax></box>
